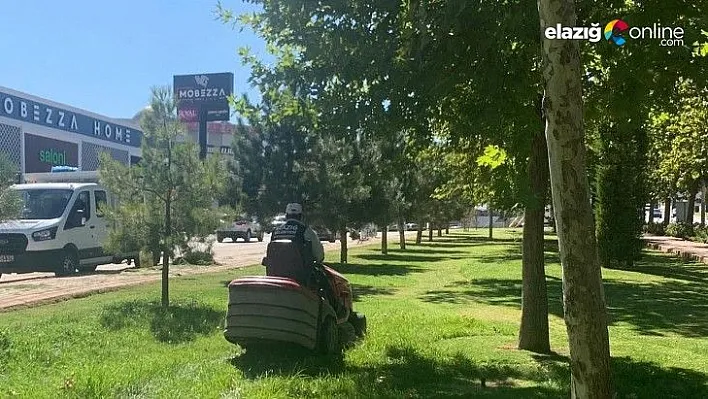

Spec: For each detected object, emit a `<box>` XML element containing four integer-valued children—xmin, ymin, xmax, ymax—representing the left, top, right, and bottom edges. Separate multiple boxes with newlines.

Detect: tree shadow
<box><xmin>230</xmin><ymin>343</ymin><xmax>346</xmax><ymax>379</ymax></box>
<box><xmin>331</xmin><ymin>262</ymin><xmax>425</xmax><ymax>276</ymax></box>
<box><xmin>469</xmin><ymin>238</ymin><xmax>560</xmax><ymax>265</ymax></box>
<box><xmin>421</xmin><ymin>271</ymin><xmax>708</xmax><ymax>337</ymax></box>
<box><xmin>351</xmin><ymin>283</ymin><xmax>397</xmax><ymax>301</ymax></box>
<box><xmin>614</xmin><ymin>250</ymin><xmax>708</xmax><ymax>284</ymax></box>
<box><xmin>345</xmin><ymin>345</ymin><xmax>563</xmax><ymax>398</ymax></box>
<box><xmin>531</xmin><ymin>353</ymin><xmax>708</xmax><ymax>399</ymax></box>
<box><xmin>442</xmin><ymin>234</ymin><xmax>521</xmax><ymax>244</ymax></box>
<box><xmin>99</xmin><ymin>300</ymin><xmax>223</xmax><ymax>344</ymax></box>
<box><xmin>356</xmin><ymin>253</ymin><xmax>466</xmax><ymax>263</ymax></box>
<box><xmin>386</xmin><ymin>247</ymin><xmax>468</xmax><ymax>255</ymax></box>
<box><xmin>230</xmin><ymin>343</ymin><xmax>564</xmax><ymax>398</ymax></box>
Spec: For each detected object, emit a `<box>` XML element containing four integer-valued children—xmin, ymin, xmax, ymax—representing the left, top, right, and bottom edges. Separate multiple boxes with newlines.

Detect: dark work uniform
<box><xmin>271</xmin><ymin>220</ymin><xmax>337</xmax><ymax>309</ymax></box>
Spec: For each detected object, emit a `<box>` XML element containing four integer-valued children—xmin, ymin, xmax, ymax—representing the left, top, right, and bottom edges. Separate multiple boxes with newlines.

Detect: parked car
<box><xmin>405</xmin><ymin>223</ymin><xmax>418</xmax><ymax>231</ymax></box>
<box><xmin>264</xmin><ymin>214</ymin><xmax>287</xmax><ymax>233</ymax></box>
<box><xmin>313</xmin><ymin>226</ymin><xmax>337</xmax><ymax>243</ymax></box>
<box><xmin>216</xmin><ymin>218</ymin><xmax>264</xmax><ymax>243</ymax></box>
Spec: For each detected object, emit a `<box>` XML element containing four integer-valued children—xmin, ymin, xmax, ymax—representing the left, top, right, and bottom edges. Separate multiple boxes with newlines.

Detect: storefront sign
<box><xmin>0</xmin><ymin>90</ymin><xmax>142</xmax><ymax>148</ymax></box>
<box><xmin>24</xmin><ymin>133</ymin><xmax>79</xmax><ymax>173</ymax></box>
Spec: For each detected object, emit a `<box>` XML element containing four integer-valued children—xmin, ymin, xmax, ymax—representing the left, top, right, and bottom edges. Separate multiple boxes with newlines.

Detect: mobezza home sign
<box><xmin>0</xmin><ymin>90</ymin><xmax>142</xmax><ymax>148</ymax></box>
<box><xmin>173</xmin><ymin>73</ymin><xmax>233</xmax><ymax>122</ymax></box>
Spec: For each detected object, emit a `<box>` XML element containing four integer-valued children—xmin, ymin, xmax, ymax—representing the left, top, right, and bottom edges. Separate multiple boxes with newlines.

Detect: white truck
<box><xmin>0</xmin><ymin>171</ymin><xmax>139</xmax><ymax>279</ymax></box>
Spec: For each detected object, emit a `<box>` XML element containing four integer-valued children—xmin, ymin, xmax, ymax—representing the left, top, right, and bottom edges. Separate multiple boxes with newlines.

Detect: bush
<box><xmin>691</xmin><ymin>225</ymin><xmax>708</xmax><ymax>243</ymax></box>
<box><xmin>180</xmin><ymin>250</ymin><xmax>214</xmax><ymax>265</ymax></box>
<box><xmin>665</xmin><ymin>222</ymin><xmax>694</xmax><ymax>239</ymax></box>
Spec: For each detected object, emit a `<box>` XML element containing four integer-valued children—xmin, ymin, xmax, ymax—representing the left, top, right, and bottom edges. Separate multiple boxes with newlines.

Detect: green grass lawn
<box><xmin>0</xmin><ymin>229</ymin><xmax>707</xmax><ymax>398</ymax></box>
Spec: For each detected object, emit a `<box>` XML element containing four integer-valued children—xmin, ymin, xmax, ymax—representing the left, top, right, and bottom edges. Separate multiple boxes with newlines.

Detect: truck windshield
<box><xmin>14</xmin><ymin>189</ymin><xmax>74</xmax><ymax>220</ymax></box>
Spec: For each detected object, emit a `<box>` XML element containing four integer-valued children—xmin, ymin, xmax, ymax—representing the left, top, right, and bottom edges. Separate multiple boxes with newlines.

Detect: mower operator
<box><xmin>270</xmin><ymin>203</ymin><xmax>343</xmax><ymax>312</ymax></box>
<box><xmin>271</xmin><ymin>203</ymin><xmax>324</xmax><ymax>263</ymax></box>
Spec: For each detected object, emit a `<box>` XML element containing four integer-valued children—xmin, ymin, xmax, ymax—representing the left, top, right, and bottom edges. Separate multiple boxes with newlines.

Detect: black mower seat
<box><xmin>262</xmin><ymin>241</ymin><xmax>311</xmax><ymax>283</ymax></box>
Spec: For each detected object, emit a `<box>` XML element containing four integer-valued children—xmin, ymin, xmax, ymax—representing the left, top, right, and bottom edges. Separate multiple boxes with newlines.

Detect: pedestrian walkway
<box><xmin>643</xmin><ymin>235</ymin><xmax>708</xmax><ymax>265</ymax></box>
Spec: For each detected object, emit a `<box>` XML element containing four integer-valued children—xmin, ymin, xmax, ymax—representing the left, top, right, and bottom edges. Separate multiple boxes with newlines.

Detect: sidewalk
<box><xmin>642</xmin><ymin>235</ymin><xmax>708</xmax><ymax>264</ymax></box>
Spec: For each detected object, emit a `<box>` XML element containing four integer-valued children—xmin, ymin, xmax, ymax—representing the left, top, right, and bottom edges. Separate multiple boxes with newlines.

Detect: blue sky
<box><xmin>0</xmin><ymin>0</ymin><xmax>266</xmax><ymax>119</ymax></box>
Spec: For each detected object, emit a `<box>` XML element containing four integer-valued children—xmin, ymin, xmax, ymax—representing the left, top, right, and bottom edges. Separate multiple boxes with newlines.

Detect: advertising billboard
<box><xmin>173</xmin><ymin>73</ymin><xmax>233</xmax><ymax>122</ymax></box>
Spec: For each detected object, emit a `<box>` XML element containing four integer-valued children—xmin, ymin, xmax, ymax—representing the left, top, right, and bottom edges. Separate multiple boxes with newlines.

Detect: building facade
<box><xmin>0</xmin><ymin>86</ymin><xmax>143</xmax><ymax>176</ymax></box>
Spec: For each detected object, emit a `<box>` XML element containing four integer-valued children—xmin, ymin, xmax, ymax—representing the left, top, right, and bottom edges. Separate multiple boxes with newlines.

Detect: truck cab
<box><xmin>0</xmin><ymin>172</ymin><xmax>138</xmax><ymax>278</ymax></box>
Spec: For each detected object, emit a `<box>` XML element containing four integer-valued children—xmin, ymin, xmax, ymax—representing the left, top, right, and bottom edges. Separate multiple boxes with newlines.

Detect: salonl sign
<box><xmin>24</xmin><ymin>133</ymin><xmax>79</xmax><ymax>173</ymax></box>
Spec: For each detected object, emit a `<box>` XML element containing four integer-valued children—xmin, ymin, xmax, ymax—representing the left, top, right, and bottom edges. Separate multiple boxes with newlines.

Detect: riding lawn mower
<box><xmin>224</xmin><ymin>241</ymin><xmax>366</xmax><ymax>355</ymax></box>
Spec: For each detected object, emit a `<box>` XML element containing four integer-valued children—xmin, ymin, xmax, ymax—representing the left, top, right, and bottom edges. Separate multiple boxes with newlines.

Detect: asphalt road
<box><xmin>0</xmin><ymin>232</ymin><xmax>402</xmax><ymax>311</ymax></box>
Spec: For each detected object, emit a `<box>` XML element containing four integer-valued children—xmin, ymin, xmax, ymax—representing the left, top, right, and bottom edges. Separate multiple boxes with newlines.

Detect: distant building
<box><xmin>130</xmin><ymin>107</ymin><xmax>257</xmax><ymax>157</ymax></box>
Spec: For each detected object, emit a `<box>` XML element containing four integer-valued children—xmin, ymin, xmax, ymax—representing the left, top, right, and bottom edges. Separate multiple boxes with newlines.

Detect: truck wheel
<box><xmin>245</xmin><ymin>230</ymin><xmax>251</xmax><ymax>243</ymax></box>
<box><xmin>56</xmin><ymin>250</ymin><xmax>79</xmax><ymax>277</ymax></box>
<box><xmin>257</xmin><ymin>232</ymin><xmax>264</xmax><ymax>242</ymax></box>
<box><xmin>318</xmin><ymin>316</ymin><xmax>341</xmax><ymax>355</ymax></box>
<box><xmin>217</xmin><ymin>235</ymin><xmax>224</xmax><ymax>243</ymax></box>
<box><xmin>133</xmin><ymin>256</ymin><xmax>141</xmax><ymax>268</ymax></box>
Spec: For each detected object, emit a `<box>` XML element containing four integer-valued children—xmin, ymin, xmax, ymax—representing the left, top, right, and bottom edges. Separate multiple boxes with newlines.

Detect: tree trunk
<box><xmin>416</xmin><ymin>219</ymin><xmax>423</xmax><ymax>244</ymax></box>
<box><xmin>538</xmin><ymin>0</ymin><xmax>613</xmax><ymax>396</ymax></box>
<box><xmin>437</xmin><ymin>225</ymin><xmax>442</xmax><ymax>237</ymax></box>
<box><xmin>488</xmin><ymin>207</ymin><xmax>493</xmax><ymax>239</ymax></box>
<box><xmin>381</xmin><ymin>223</ymin><xmax>388</xmax><ymax>255</ymax></box>
<box><xmin>340</xmin><ymin>226</ymin><xmax>348</xmax><ymax>264</ymax></box>
<box><xmin>663</xmin><ymin>197</ymin><xmax>671</xmax><ymax>226</ymax></box>
<box><xmin>398</xmin><ymin>218</ymin><xmax>406</xmax><ymax>250</ymax></box>
<box><xmin>702</xmin><ymin>183</ymin><xmax>706</xmax><ymax>227</ymax></box>
<box><xmin>445</xmin><ymin>226</ymin><xmax>449</xmax><ymax>234</ymax></box>
<box><xmin>687</xmin><ymin>184</ymin><xmax>698</xmax><ymax>225</ymax></box>
<box><xmin>648</xmin><ymin>199</ymin><xmax>657</xmax><ymax>226</ymax></box>
<box><xmin>428</xmin><ymin>222</ymin><xmax>433</xmax><ymax>242</ymax></box>
<box><xmin>519</xmin><ymin>102</ymin><xmax>551</xmax><ymax>354</ymax></box>
<box><xmin>162</xmin><ymin>195</ymin><xmax>171</xmax><ymax>308</ymax></box>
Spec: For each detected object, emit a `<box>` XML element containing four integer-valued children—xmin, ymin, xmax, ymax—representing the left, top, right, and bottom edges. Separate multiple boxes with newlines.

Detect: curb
<box><xmin>643</xmin><ymin>241</ymin><xmax>708</xmax><ymax>264</ymax></box>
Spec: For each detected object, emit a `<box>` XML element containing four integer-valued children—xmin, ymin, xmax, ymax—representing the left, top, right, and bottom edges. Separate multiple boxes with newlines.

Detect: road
<box><xmin>0</xmin><ymin>233</ymin><xmax>408</xmax><ymax>312</ymax></box>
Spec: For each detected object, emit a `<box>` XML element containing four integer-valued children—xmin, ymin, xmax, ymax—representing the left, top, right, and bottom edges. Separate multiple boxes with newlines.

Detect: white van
<box><xmin>0</xmin><ymin>173</ymin><xmax>138</xmax><ymax>278</ymax></box>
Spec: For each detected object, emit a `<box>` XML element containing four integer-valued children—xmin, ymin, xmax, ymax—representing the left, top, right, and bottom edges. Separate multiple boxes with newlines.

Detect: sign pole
<box><xmin>198</xmin><ymin>106</ymin><xmax>208</xmax><ymax>160</ymax></box>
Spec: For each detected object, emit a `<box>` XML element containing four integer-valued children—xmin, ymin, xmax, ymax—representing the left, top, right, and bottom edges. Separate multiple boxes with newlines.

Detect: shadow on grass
<box><xmin>385</xmin><ymin>247</ymin><xmax>469</xmax><ymax>255</ymax></box>
<box><xmin>616</xmin><ymin>250</ymin><xmax>708</xmax><ymax>284</ymax></box>
<box><xmin>331</xmin><ymin>262</ymin><xmax>424</xmax><ymax>276</ymax></box>
<box><xmin>231</xmin><ymin>343</ymin><xmax>563</xmax><ymax>397</ymax></box>
<box><xmin>99</xmin><ymin>300</ymin><xmax>222</xmax><ymax>344</ymax></box>
<box><xmin>230</xmin><ymin>342</ymin><xmax>707</xmax><ymax>397</ymax></box>
<box><xmin>351</xmin><ymin>283</ymin><xmax>397</xmax><ymax>301</ymax></box>
<box><xmin>230</xmin><ymin>343</ymin><xmax>345</xmax><ymax>378</ymax></box>
<box><xmin>421</xmin><ymin>270</ymin><xmax>708</xmax><ymax>337</ymax></box>
<box><xmin>357</xmin><ymin>253</ymin><xmax>466</xmax><ymax>263</ymax></box>
<box><xmin>532</xmin><ymin>353</ymin><xmax>708</xmax><ymax>399</ymax></box>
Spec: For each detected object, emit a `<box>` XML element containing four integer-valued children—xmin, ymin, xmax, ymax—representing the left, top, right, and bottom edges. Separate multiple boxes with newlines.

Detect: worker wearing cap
<box><xmin>270</xmin><ymin>203</ymin><xmax>342</xmax><ymax>315</ymax></box>
<box><xmin>271</xmin><ymin>203</ymin><xmax>324</xmax><ymax>263</ymax></box>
